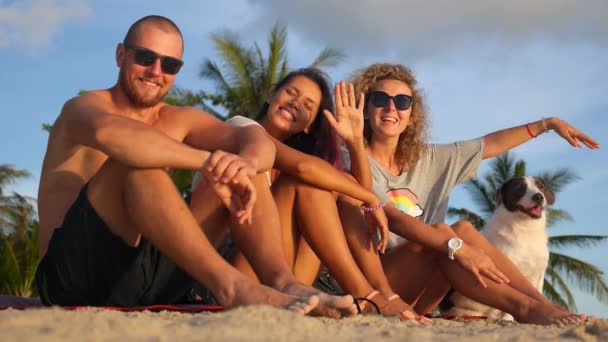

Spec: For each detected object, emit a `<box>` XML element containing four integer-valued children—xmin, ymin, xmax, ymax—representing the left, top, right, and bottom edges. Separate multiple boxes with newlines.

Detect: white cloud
<box><xmin>249</xmin><ymin>0</ymin><xmax>608</xmax><ymax>60</ymax></box>
<box><xmin>0</xmin><ymin>0</ymin><xmax>91</xmax><ymax>51</ymax></box>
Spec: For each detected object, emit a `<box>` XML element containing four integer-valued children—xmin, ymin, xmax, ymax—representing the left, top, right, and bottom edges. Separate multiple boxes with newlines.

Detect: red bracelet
<box><xmin>360</xmin><ymin>201</ymin><xmax>387</xmax><ymax>213</ymax></box>
<box><xmin>526</xmin><ymin>123</ymin><xmax>537</xmax><ymax>138</ymax></box>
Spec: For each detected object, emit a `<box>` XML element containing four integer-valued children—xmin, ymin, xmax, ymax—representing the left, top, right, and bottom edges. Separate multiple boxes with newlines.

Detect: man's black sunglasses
<box><xmin>124</xmin><ymin>44</ymin><xmax>184</xmax><ymax>75</ymax></box>
<box><xmin>369</xmin><ymin>91</ymin><xmax>413</xmax><ymax>111</ymax></box>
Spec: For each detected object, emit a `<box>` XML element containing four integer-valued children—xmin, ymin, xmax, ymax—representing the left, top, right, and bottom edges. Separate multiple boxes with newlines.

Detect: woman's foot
<box><xmin>356</xmin><ymin>291</ymin><xmax>431</xmax><ymax>323</ymax></box>
<box><xmin>280</xmin><ymin>281</ymin><xmax>357</xmax><ymax>318</ymax></box>
<box><xmin>520</xmin><ymin>300</ymin><xmax>590</xmax><ymax>327</ymax></box>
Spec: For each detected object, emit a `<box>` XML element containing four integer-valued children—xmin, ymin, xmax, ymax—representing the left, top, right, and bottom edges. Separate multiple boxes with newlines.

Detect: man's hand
<box><xmin>363</xmin><ymin>207</ymin><xmax>390</xmax><ymax>254</ymax></box>
<box><xmin>453</xmin><ymin>244</ymin><xmax>510</xmax><ymax>288</ymax></box>
<box><xmin>203</xmin><ymin>175</ymin><xmax>257</xmax><ymax>224</ymax></box>
<box><xmin>547</xmin><ymin>117</ymin><xmax>600</xmax><ymax>149</ymax></box>
<box><xmin>203</xmin><ymin>150</ymin><xmax>258</xmax><ymax>184</ymax></box>
<box><xmin>323</xmin><ymin>81</ymin><xmax>365</xmax><ymax>146</ymax></box>
<box><xmin>201</xmin><ymin>151</ymin><xmax>258</xmax><ymax>224</ymax></box>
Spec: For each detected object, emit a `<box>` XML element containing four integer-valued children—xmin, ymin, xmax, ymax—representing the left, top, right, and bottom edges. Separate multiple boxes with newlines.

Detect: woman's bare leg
<box><xmin>196</xmin><ymin>173</ymin><xmax>356</xmax><ymax>317</ymax></box>
<box><xmin>381</xmin><ymin>223</ymin><xmax>582</xmax><ymax>325</ymax></box>
<box><xmin>291</xmin><ymin>181</ymin><xmax>376</xmax><ymax>298</ymax></box>
<box><xmin>327</xmin><ymin>196</ymin><xmax>427</xmax><ymax>321</ymax></box>
<box><xmin>411</xmin><ymin>272</ymin><xmax>450</xmax><ymax>314</ymax></box>
<box><xmin>452</xmin><ymin>221</ymin><xmax>555</xmax><ymax>305</ymax></box>
<box><xmin>293</xmin><ymin>237</ymin><xmax>322</xmax><ymax>285</ymax></box>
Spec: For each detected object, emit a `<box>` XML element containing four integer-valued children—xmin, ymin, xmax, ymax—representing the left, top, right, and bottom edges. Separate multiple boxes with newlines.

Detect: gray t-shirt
<box><xmin>366</xmin><ymin>139</ymin><xmax>485</xmax><ymax>248</ymax></box>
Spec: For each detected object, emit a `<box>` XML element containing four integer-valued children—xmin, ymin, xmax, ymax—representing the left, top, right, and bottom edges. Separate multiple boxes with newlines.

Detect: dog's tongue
<box><xmin>531</xmin><ymin>207</ymin><xmax>543</xmax><ymax>217</ymax></box>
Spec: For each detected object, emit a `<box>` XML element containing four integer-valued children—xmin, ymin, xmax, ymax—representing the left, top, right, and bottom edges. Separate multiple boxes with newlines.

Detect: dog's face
<box><xmin>497</xmin><ymin>176</ymin><xmax>555</xmax><ymax>219</ymax></box>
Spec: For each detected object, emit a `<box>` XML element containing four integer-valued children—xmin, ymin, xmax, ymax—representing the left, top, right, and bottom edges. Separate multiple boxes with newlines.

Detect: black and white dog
<box><xmin>443</xmin><ymin>176</ymin><xmax>555</xmax><ymax>320</ymax></box>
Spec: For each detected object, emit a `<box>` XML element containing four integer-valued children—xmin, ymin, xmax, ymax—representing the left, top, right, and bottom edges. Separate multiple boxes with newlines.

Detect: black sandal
<box><xmin>354</xmin><ymin>296</ymin><xmax>381</xmax><ymax>315</ymax></box>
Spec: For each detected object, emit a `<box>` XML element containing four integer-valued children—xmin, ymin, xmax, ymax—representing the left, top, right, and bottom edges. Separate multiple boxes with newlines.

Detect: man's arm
<box><xmin>185</xmin><ymin>113</ymin><xmax>275</xmax><ymax>176</ymax></box>
<box><xmin>482</xmin><ymin>117</ymin><xmax>600</xmax><ymax>159</ymax></box>
<box><xmin>61</xmin><ymin>93</ymin><xmax>210</xmax><ymax>170</ymax></box>
<box><xmin>232</xmin><ymin>124</ymin><xmax>276</xmax><ymax>172</ymax></box>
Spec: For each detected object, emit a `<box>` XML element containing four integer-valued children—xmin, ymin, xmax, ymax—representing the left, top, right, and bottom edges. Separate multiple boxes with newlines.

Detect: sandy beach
<box><xmin>1</xmin><ymin>306</ymin><xmax>606</xmax><ymax>341</ymax></box>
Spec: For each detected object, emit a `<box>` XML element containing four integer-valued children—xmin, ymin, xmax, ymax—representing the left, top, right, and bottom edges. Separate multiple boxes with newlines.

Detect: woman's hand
<box><xmin>546</xmin><ymin>117</ymin><xmax>600</xmax><ymax>149</ymax></box>
<box><xmin>363</xmin><ymin>206</ymin><xmax>390</xmax><ymax>254</ymax></box>
<box><xmin>323</xmin><ymin>81</ymin><xmax>365</xmax><ymax>146</ymax></box>
<box><xmin>454</xmin><ymin>244</ymin><xmax>510</xmax><ymax>288</ymax></box>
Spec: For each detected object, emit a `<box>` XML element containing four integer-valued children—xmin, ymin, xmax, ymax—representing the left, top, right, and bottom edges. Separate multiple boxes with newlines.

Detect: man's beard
<box><xmin>118</xmin><ymin>69</ymin><xmax>167</xmax><ymax>108</ymax></box>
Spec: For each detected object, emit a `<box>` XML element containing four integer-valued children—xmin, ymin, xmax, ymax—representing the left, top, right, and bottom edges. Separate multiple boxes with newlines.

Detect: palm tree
<box><xmin>199</xmin><ymin>21</ymin><xmax>345</xmax><ymax>118</ymax></box>
<box><xmin>0</xmin><ymin>165</ymin><xmax>39</xmax><ymax>296</ymax></box>
<box><xmin>448</xmin><ymin>152</ymin><xmax>608</xmax><ymax>311</ymax></box>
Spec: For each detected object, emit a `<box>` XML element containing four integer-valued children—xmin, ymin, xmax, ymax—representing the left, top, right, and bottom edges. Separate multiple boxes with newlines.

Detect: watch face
<box><xmin>449</xmin><ymin>238</ymin><xmax>462</xmax><ymax>248</ymax></box>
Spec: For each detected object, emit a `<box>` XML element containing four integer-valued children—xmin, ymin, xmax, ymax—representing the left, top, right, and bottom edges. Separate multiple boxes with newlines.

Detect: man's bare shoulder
<box><xmin>62</xmin><ymin>89</ymin><xmax>113</xmax><ymax>111</ymax></box>
<box><xmin>159</xmin><ymin>103</ymin><xmax>222</xmax><ymax>120</ymax></box>
<box><xmin>54</xmin><ymin>89</ymin><xmax>116</xmax><ymax>127</ymax></box>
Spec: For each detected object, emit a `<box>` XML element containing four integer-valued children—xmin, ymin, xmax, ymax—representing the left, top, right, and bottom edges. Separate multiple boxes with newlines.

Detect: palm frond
<box><xmin>549</xmin><ymin>235</ymin><xmax>608</xmax><ymax>249</ymax></box>
<box><xmin>545</xmin><ymin>267</ymin><xmax>577</xmax><ymax>311</ymax></box>
<box><xmin>199</xmin><ymin>59</ymin><xmax>232</xmax><ymax>91</ymax></box>
<box><xmin>446</xmin><ymin>207</ymin><xmax>485</xmax><ymax>229</ymax></box>
<box><xmin>549</xmin><ymin>252</ymin><xmax>608</xmax><ymax>304</ymax></box>
<box><xmin>0</xmin><ymin>165</ymin><xmax>31</xmax><ymax>196</ymax></box>
<box><xmin>537</xmin><ymin>169</ymin><xmax>580</xmax><ymax>193</ymax></box>
<box><xmin>489</xmin><ymin>152</ymin><xmax>518</xmax><ymax>186</ymax></box>
<box><xmin>310</xmin><ymin>47</ymin><xmax>346</xmax><ymax>69</ymax></box>
<box><xmin>254</xmin><ymin>43</ymin><xmax>267</xmax><ymax>92</ymax></box>
<box><xmin>265</xmin><ymin>22</ymin><xmax>287</xmax><ymax>91</ymax></box>
<box><xmin>543</xmin><ymin>278</ymin><xmax>570</xmax><ymax>310</ymax></box>
<box><xmin>463</xmin><ymin>178</ymin><xmax>495</xmax><ymax>215</ymax></box>
<box><xmin>209</xmin><ymin>31</ymin><xmax>256</xmax><ymax>88</ymax></box>
<box><xmin>546</xmin><ymin>208</ymin><xmax>574</xmax><ymax>228</ymax></box>
<box><xmin>0</xmin><ymin>236</ymin><xmax>22</xmax><ymax>294</ymax></box>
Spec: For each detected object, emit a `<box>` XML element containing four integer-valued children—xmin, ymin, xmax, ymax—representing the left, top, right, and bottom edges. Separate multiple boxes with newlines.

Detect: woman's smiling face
<box><xmin>366</xmin><ymin>78</ymin><xmax>414</xmax><ymax>141</ymax></box>
<box><xmin>265</xmin><ymin>75</ymin><xmax>322</xmax><ymax>138</ymax></box>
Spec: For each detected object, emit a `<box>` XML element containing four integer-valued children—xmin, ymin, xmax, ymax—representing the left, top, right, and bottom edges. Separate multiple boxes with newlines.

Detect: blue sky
<box><xmin>1</xmin><ymin>0</ymin><xmax>606</xmax><ymax>317</ymax></box>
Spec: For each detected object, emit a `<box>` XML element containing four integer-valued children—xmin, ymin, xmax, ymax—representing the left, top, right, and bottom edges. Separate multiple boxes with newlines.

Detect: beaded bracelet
<box><xmin>360</xmin><ymin>201</ymin><xmax>387</xmax><ymax>213</ymax></box>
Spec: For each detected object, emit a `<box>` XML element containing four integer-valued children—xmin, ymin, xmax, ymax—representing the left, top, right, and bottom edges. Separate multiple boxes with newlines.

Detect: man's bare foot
<box><xmin>357</xmin><ymin>291</ymin><xmax>431</xmax><ymax>323</ymax></box>
<box><xmin>217</xmin><ymin>278</ymin><xmax>319</xmax><ymax>315</ymax></box>
<box><xmin>279</xmin><ymin>282</ymin><xmax>357</xmax><ymax>318</ymax></box>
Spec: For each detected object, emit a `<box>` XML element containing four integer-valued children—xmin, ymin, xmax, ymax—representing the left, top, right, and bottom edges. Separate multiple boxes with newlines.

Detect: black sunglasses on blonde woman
<box><xmin>124</xmin><ymin>44</ymin><xmax>184</xmax><ymax>75</ymax></box>
<box><xmin>369</xmin><ymin>91</ymin><xmax>413</xmax><ymax>111</ymax></box>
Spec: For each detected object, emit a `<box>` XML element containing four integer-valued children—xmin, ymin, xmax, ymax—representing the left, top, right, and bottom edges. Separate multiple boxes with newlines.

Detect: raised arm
<box><xmin>324</xmin><ymin>81</ymin><xmax>372</xmax><ymax>189</ymax></box>
<box><xmin>61</xmin><ymin>92</ymin><xmax>210</xmax><ymax>170</ymax></box>
<box><xmin>482</xmin><ymin>116</ymin><xmax>600</xmax><ymax>159</ymax></box>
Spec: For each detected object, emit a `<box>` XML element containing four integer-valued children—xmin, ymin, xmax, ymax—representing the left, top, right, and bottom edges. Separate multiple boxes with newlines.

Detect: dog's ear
<box><xmin>536</xmin><ymin>178</ymin><xmax>555</xmax><ymax>205</ymax></box>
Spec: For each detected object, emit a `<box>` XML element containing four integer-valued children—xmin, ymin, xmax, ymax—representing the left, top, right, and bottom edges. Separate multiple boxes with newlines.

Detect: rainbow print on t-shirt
<box><xmin>386</xmin><ymin>188</ymin><xmax>424</xmax><ymax>218</ymax></box>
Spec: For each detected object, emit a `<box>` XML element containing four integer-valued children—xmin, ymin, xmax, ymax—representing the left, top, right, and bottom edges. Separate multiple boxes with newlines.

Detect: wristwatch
<box><xmin>448</xmin><ymin>238</ymin><xmax>463</xmax><ymax>260</ymax></box>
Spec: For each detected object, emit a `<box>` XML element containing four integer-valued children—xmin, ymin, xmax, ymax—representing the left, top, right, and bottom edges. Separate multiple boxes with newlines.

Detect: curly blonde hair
<box><xmin>350</xmin><ymin>63</ymin><xmax>429</xmax><ymax>171</ymax></box>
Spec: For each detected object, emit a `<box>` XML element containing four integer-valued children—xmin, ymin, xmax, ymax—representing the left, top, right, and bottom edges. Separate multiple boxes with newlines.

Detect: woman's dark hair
<box><xmin>256</xmin><ymin>68</ymin><xmax>343</xmax><ymax>169</ymax></box>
